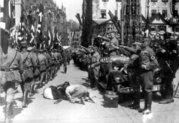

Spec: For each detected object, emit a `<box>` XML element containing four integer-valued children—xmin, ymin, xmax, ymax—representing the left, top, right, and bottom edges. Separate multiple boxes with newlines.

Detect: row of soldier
<box><xmin>0</xmin><ymin>35</ymin><xmax>70</xmax><ymax>122</ymax></box>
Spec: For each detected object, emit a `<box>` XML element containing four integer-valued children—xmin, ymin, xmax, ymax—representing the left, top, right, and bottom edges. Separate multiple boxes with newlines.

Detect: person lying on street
<box><xmin>59</xmin><ymin>81</ymin><xmax>95</xmax><ymax>104</ymax></box>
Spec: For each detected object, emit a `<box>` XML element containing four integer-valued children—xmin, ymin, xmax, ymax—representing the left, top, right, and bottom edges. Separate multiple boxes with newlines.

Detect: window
<box><xmin>175</xmin><ymin>27</ymin><xmax>179</xmax><ymax>32</ymax></box>
<box><xmin>102</xmin><ymin>0</ymin><xmax>109</xmax><ymax>2</ymax></box>
<box><xmin>162</xmin><ymin>0</ymin><xmax>168</xmax><ymax>3</ymax></box>
<box><xmin>151</xmin><ymin>9</ymin><xmax>157</xmax><ymax>16</ymax></box>
<box><xmin>158</xmin><ymin>25</ymin><xmax>166</xmax><ymax>31</ymax></box>
<box><xmin>101</xmin><ymin>10</ymin><xmax>106</xmax><ymax>19</ymax></box>
<box><xmin>151</xmin><ymin>0</ymin><xmax>157</xmax><ymax>2</ymax></box>
<box><xmin>162</xmin><ymin>10</ymin><xmax>167</xmax><ymax>17</ymax></box>
<box><xmin>151</xmin><ymin>27</ymin><xmax>155</xmax><ymax>31</ymax></box>
<box><xmin>173</xmin><ymin>10</ymin><xmax>179</xmax><ymax>17</ymax></box>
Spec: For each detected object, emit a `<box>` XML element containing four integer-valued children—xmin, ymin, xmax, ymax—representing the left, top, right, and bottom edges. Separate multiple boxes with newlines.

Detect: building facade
<box><xmin>140</xmin><ymin>0</ymin><xmax>179</xmax><ymax>35</ymax></box>
<box><xmin>93</xmin><ymin>0</ymin><xmax>121</xmax><ymax>20</ymax></box>
<box><xmin>92</xmin><ymin>0</ymin><xmax>122</xmax><ymax>36</ymax></box>
<box><xmin>141</xmin><ymin>0</ymin><xmax>172</xmax><ymax>19</ymax></box>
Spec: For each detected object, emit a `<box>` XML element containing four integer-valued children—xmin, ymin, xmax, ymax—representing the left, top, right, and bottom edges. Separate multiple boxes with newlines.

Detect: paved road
<box><xmin>0</xmin><ymin>61</ymin><xmax>179</xmax><ymax>123</ymax></box>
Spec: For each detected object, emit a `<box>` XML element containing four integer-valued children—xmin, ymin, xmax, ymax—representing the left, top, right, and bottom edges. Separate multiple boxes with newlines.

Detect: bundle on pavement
<box><xmin>43</xmin><ymin>86</ymin><xmax>63</xmax><ymax>100</ymax></box>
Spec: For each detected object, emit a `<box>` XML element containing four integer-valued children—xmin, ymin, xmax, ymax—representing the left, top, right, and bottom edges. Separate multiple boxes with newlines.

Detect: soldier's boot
<box><xmin>143</xmin><ymin>92</ymin><xmax>152</xmax><ymax>114</ymax></box>
<box><xmin>22</xmin><ymin>90</ymin><xmax>29</xmax><ymax>108</ymax></box>
<box><xmin>48</xmin><ymin>70</ymin><xmax>51</xmax><ymax>81</ymax></box>
<box><xmin>51</xmin><ymin>69</ymin><xmax>54</xmax><ymax>79</ymax></box>
<box><xmin>138</xmin><ymin>92</ymin><xmax>148</xmax><ymax>113</ymax></box>
<box><xmin>63</xmin><ymin>64</ymin><xmax>67</xmax><ymax>73</ymax></box>
<box><xmin>49</xmin><ymin>69</ymin><xmax>53</xmax><ymax>80</ymax></box>
<box><xmin>139</xmin><ymin>92</ymin><xmax>152</xmax><ymax>114</ymax></box>
<box><xmin>29</xmin><ymin>81</ymin><xmax>35</xmax><ymax>96</ymax></box>
<box><xmin>40</xmin><ymin>72</ymin><xmax>45</xmax><ymax>87</ymax></box>
<box><xmin>44</xmin><ymin>72</ymin><xmax>48</xmax><ymax>84</ymax></box>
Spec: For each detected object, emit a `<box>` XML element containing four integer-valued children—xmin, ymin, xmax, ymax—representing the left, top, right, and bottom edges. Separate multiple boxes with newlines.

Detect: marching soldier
<box><xmin>0</xmin><ymin>39</ymin><xmax>23</xmax><ymax>123</ymax></box>
<box><xmin>30</xmin><ymin>47</ymin><xmax>41</xmax><ymax>94</ymax></box>
<box><xmin>19</xmin><ymin>40</ymin><xmax>34</xmax><ymax>108</ymax></box>
<box><xmin>138</xmin><ymin>38</ymin><xmax>159</xmax><ymax>114</ymax></box>
<box><xmin>38</xmin><ymin>48</ymin><xmax>48</xmax><ymax>87</ymax></box>
<box><xmin>44</xmin><ymin>49</ymin><xmax>52</xmax><ymax>82</ymax></box>
<box><xmin>51</xmin><ymin>49</ymin><xmax>57</xmax><ymax>78</ymax></box>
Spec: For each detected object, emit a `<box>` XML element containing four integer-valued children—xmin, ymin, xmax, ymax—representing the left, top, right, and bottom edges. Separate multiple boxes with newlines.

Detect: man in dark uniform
<box><xmin>0</xmin><ymin>40</ymin><xmax>23</xmax><ymax>122</ymax></box>
<box><xmin>19</xmin><ymin>40</ymin><xmax>34</xmax><ymax>108</ymax></box>
<box><xmin>125</xmin><ymin>42</ymin><xmax>142</xmax><ymax>109</ymax></box>
<box><xmin>51</xmin><ymin>49</ymin><xmax>56</xmax><ymax>78</ymax></box>
<box><xmin>138</xmin><ymin>38</ymin><xmax>159</xmax><ymax>114</ymax></box>
<box><xmin>88</xmin><ymin>46</ymin><xmax>101</xmax><ymax>88</ymax></box>
<box><xmin>43</xmin><ymin>49</ymin><xmax>51</xmax><ymax>83</ymax></box>
<box><xmin>158</xmin><ymin>39</ymin><xmax>179</xmax><ymax>104</ymax></box>
<box><xmin>38</xmin><ymin>48</ymin><xmax>48</xmax><ymax>87</ymax></box>
<box><xmin>29</xmin><ymin>47</ymin><xmax>40</xmax><ymax>95</ymax></box>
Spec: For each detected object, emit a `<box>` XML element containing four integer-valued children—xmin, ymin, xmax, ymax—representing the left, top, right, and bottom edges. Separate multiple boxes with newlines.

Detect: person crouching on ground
<box><xmin>60</xmin><ymin>81</ymin><xmax>94</xmax><ymax>104</ymax></box>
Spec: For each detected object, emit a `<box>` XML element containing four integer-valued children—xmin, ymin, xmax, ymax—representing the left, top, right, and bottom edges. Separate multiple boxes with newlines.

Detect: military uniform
<box><xmin>20</xmin><ymin>47</ymin><xmax>35</xmax><ymax>107</ymax></box>
<box><xmin>88</xmin><ymin>47</ymin><xmax>101</xmax><ymax>88</ymax></box>
<box><xmin>158</xmin><ymin>39</ymin><xmax>179</xmax><ymax>104</ymax></box>
<box><xmin>127</xmin><ymin>53</ymin><xmax>141</xmax><ymax>109</ymax></box>
<box><xmin>139</xmin><ymin>45</ymin><xmax>158</xmax><ymax>113</ymax></box>
<box><xmin>0</xmin><ymin>46</ymin><xmax>22</xmax><ymax>121</ymax></box>
<box><xmin>111</xmin><ymin>37</ymin><xmax>119</xmax><ymax>47</ymax></box>
<box><xmin>29</xmin><ymin>49</ymin><xmax>40</xmax><ymax>94</ymax></box>
<box><xmin>51</xmin><ymin>50</ymin><xmax>57</xmax><ymax>78</ymax></box>
<box><xmin>44</xmin><ymin>51</ymin><xmax>52</xmax><ymax>82</ymax></box>
<box><xmin>38</xmin><ymin>50</ymin><xmax>48</xmax><ymax>86</ymax></box>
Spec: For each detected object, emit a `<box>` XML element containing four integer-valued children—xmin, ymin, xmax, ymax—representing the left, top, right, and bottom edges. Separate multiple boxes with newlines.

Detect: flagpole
<box><xmin>121</xmin><ymin>0</ymin><xmax>125</xmax><ymax>45</ymax></box>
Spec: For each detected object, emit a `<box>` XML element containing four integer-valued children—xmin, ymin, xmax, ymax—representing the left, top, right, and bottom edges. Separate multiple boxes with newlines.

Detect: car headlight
<box><xmin>155</xmin><ymin>77</ymin><xmax>162</xmax><ymax>83</ymax></box>
<box><xmin>113</xmin><ymin>66</ymin><xmax>119</xmax><ymax>70</ymax></box>
<box><xmin>114</xmin><ymin>77</ymin><xmax>121</xmax><ymax>82</ymax></box>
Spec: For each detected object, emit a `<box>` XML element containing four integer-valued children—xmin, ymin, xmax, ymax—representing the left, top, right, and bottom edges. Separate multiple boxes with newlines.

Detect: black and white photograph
<box><xmin>0</xmin><ymin>0</ymin><xmax>179</xmax><ymax>123</ymax></box>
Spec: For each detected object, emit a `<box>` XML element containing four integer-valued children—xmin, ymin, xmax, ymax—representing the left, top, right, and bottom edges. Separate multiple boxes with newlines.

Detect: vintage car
<box><xmin>98</xmin><ymin>54</ymin><xmax>164</xmax><ymax>98</ymax></box>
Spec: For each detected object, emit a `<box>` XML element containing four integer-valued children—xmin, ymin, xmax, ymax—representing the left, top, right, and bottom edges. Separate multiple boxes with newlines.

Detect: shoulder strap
<box><xmin>8</xmin><ymin>51</ymin><xmax>18</xmax><ymax>68</ymax></box>
<box><xmin>23</xmin><ymin>52</ymin><xmax>30</xmax><ymax>64</ymax></box>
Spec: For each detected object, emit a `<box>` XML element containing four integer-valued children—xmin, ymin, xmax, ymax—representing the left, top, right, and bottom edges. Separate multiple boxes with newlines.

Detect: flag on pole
<box><xmin>0</xmin><ymin>0</ymin><xmax>10</xmax><ymax>54</ymax></box>
<box><xmin>36</xmin><ymin>4</ymin><xmax>44</xmax><ymax>49</ymax></box>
